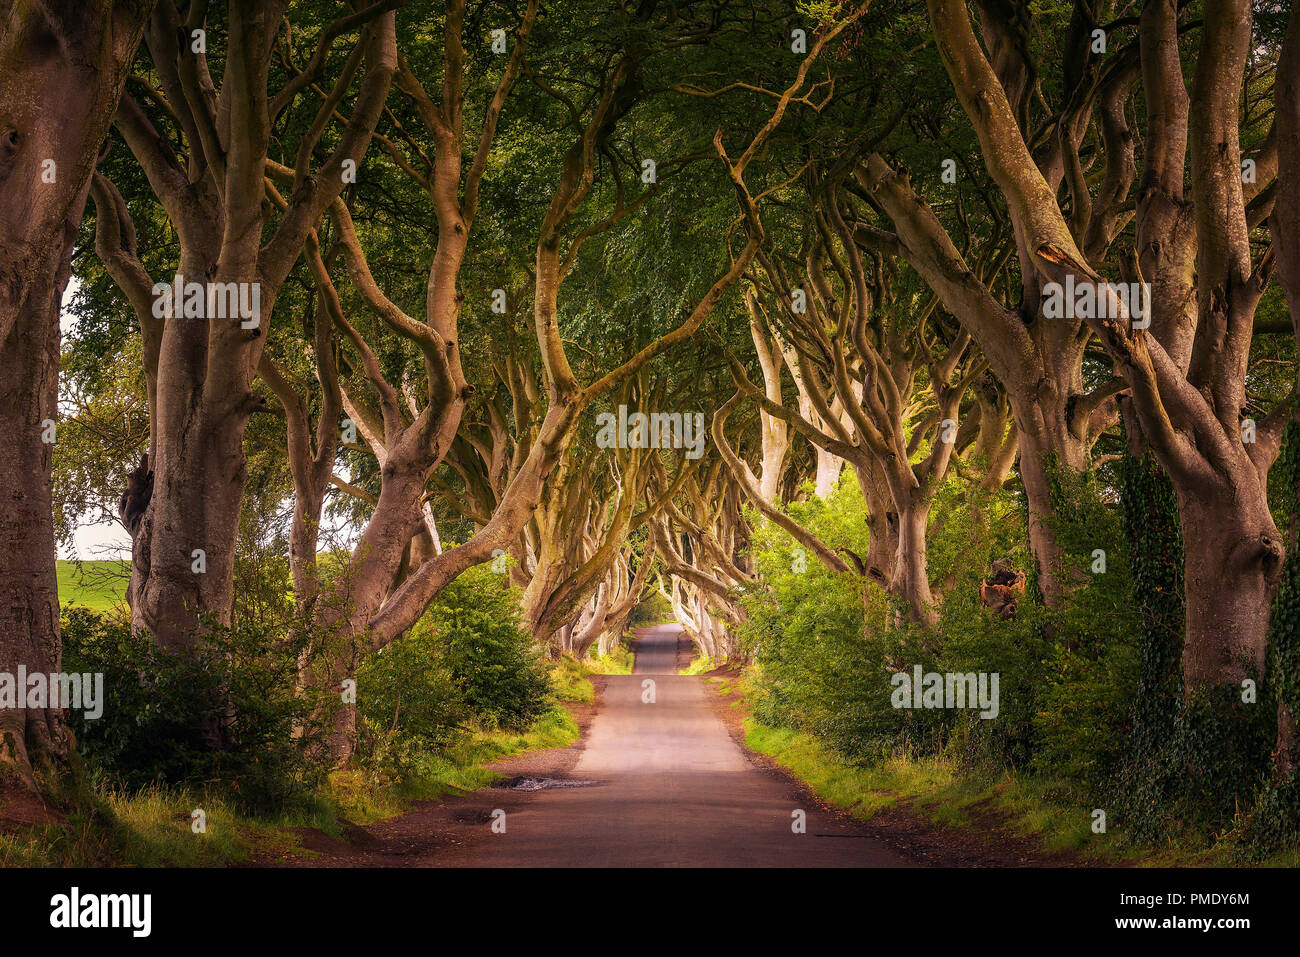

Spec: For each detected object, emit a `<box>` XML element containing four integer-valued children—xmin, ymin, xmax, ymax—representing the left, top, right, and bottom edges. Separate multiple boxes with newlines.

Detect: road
<box><xmin>450</xmin><ymin>624</ymin><xmax>911</xmax><ymax>867</ymax></box>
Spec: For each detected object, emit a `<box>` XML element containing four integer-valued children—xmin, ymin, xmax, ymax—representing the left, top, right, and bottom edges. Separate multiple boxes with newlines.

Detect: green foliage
<box><xmin>1104</xmin><ymin>449</ymin><xmax>1279</xmax><ymax>847</ymax></box>
<box><xmin>60</xmin><ymin>609</ymin><xmax>325</xmax><ymax>813</ymax></box>
<box><xmin>739</xmin><ymin>458</ymin><xmax>1170</xmax><ymax>833</ymax></box>
<box><xmin>56</xmin><ymin>560</ymin><xmax>128</xmax><ymax>613</ymax></box>
<box><xmin>356</xmin><ymin>628</ymin><xmax>469</xmax><ymax>781</ymax></box>
<box><xmin>1239</xmin><ymin>774</ymin><xmax>1300</xmax><ymax>858</ymax></box>
<box><xmin>356</xmin><ymin>565</ymin><xmax>552</xmax><ymax>780</ymax></box>
<box><xmin>739</xmin><ymin>473</ymin><xmax>902</xmax><ymax>760</ymax></box>
<box><xmin>425</xmin><ymin>566</ymin><xmax>553</xmax><ymax>730</ymax></box>
<box><xmin>1177</xmin><ymin>686</ymin><xmax>1275</xmax><ymax>835</ymax></box>
<box><xmin>1031</xmin><ymin>462</ymin><xmax>1142</xmax><ymax>785</ymax></box>
<box><xmin>1267</xmin><ymin>421</ymin><xmax>1300</xmax><ymax>734</ymax></box>
<box><xmin>587</xmin><ymin>643</ymin><xmax>637</xmax><ymax>675</ymax></box>
<box><xmin>1113</xmin><ymin>450</ymin><xmax>1187</xmax><ymax>841</ymax></box>
<box><xmin>628</xmin><ymin>590</ymin><xmax>673</xmax><ymax>626</ymax></box>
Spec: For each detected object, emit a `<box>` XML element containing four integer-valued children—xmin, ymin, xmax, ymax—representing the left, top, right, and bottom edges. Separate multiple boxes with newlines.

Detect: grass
<box><xmin>57</xmin><ymin>560</ymin><xmax>129</xmax><ymax>613</ymax></box>
<box><xmin>549</xmin><ymin>644</ymin><xmax>635</xmax><ymax>705</ymax></box>
<box><xmin>1</xmin><ymin>705</ymin><xmax>585</xmax><ymax>868</ymax></box>
<box><xmin>586</xmin><ymin>641</ymin><xmax>636</xmax><ymax>675</ymax></box>
<box><xmin>744</xmin><ymin>719</ymin><xmax>1144</xmax><ymax>862</ymax></box>
<box><xmin>680</xmin><ymin>655</ymin><xmax>721</xmax><ymax>675</ymax></box>
<box><xmin>328</xmin><ymin>704</ymin><xmax>581</xmax><ymax>826</ymax></box>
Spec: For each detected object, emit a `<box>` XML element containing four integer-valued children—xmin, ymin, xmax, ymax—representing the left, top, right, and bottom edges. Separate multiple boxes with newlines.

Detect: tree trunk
<box><xmin>107</xmin><ymin>7</ymin><xmax>396</xmax><ymax>655</ymax></box>
<box><xmin>1009</xmin><ymin>394</ymin><xmax>1090</xmax><ymax>606</ymax></box>
<box><xmin>892</xmin><ymin>499</ymin><xmax>938</xmax><ymax>627</ymax></box>
<box><xmin>849</xmin><ymin>460</ymin><xmax>896</xmax><ymax>587</ymax></box>
<box><xmin>0</xmin><ymin>256</ymin><xmax>65</xmax><ymax>786</ymax></box>
<box><xmin>0</xmin><ymin>0</ymin><xmax>151</xmax><ymax>785</ymax></box>
<box><xmin>814</xmin><ymin>451</ymin><xmax>843</xmax><ymax>499</ymax></box>
<box><xmin>307</xmin><ymin>459</ymin><xmax>440</xmax><ymax>764</ymax></box>
<box><xmin>286</xmin><ymin>475</ymin><xmax>327</xmax><ymax>617</ymax></box>
<box><xmin>131</xmin><ymin>385</ymin><xmax>246</xmax><ymax>651</ymax></box>
<box><xmin>1179</xmin><ymin>490</ymin><xmax>1282</xmax><ymax>690</ymax></box>
<box><xmin>571</xmin><ymin>583</ymin><xmax>610</xmax><ymax>659</ymax></box>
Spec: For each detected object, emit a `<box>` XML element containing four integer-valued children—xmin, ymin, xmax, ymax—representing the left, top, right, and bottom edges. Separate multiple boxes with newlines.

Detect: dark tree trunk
<box><xmin>0</xmin><ymin>0</ymin><xmax>151</xmax><ymax>785</ymax></box>
<box><xmin>0</xmin><ymin>246</ymin><xmax>65</xmax><ymax>785</ymax></box>
<box><xmin>1178</xmin><ymin>489</ymin><xmax>1283</xmax><ymax>690</ymax></box>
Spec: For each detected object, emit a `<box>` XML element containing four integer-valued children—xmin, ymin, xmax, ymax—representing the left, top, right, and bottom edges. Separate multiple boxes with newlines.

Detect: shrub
<box><xmin>359</xmin><ymin>564</ymin><xmax>552</xmax><ymax>752</ymax></box>
<box><xmin>430</xmin><ymin>567</ymin><xmax>552</xmax><ymax>730</ymax></box>
<box><xmin>739</xmin><ymin>473</ymin><xmax>906</xmax><ymax>761</ymax></box>
<box><xmin>60</xmin><ymin>608</ymin><xmax>323</xmax><ymax>813</ymax></box>
<box><xmin>737</xmin><ymin>462</ymin><xmax>1145</xmax><ymax>785</ymax></box>
<box><xmin>356</xmin><ymin>621</ymin><xmax>468</xmax><ymax>765</ymax></box>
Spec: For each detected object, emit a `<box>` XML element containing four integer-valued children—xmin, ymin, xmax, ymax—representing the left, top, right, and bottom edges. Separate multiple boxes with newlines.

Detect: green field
<box><xmin>57</xmin><ymin>560</ymin><xmax>129</xmax><ymax>612</ymax></box>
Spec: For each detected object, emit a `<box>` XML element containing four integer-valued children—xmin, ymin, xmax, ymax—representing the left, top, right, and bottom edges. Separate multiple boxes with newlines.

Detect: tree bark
<box><xmin>0</xmin><ymin>0</ymin><xmax>151</xmax><ymax>785</ymax></box>
<box><xmin>0</xmin><ymin>244</ymin><xmax>65</xmax><ymax>786</ymax></box>
<box><xmin>1179</xmin><ymin>492</ymin><xmax>1282</xmax><ymax>687</ymax></box>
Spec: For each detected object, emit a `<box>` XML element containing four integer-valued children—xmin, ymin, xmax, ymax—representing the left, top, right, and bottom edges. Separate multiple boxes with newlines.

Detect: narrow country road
<box><xmin>441</xmin><ymin>624</ymin><xmax>911</xmax><ymax>867</ymax></box>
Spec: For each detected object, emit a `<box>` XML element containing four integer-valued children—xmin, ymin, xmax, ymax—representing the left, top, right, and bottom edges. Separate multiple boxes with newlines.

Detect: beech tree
<box><xmin>895</xmin><ymin>0</ymin><xmax>1295</xmax><ymax>697</ymax></box>
<box><xmin>11</xmin><ymin>0</ymin><xmax>1299</xmax><ymax>862</ymax></box>
<box><xmin>856</xmin><ymin>2</ymin><xmax>1138</xmax><ymax>608</ymax></box>
<box><xmin>651</xmin><ymin>458</ymin><xmax>754</xmax><ymax>658</ymax></box>
<box><xmin>228</xmin><ymin>2</ymin><xmax>868</xmax><ymax>760</ymax></box>
<box><xmin>91</xmin><ymin>0</ymin><xmax>398</xmax><ymax>652</ymax></box>
<box><xmin>0</xmin><ymin>0</ymin><xmax>151</xmax><ymax>785</ymax></box>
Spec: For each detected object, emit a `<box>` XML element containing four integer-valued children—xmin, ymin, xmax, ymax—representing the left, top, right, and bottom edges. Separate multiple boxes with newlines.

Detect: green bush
<box><xmin>356</xmin><ymin>620</ymin><xmax>468</xmax><ymax>765</ymax></box>
<box><xmin>60</xmin><ymin>608</ymin><xmax>324</xmax><ymax>813</ymax></box>
<box><xmin>737</xmin><ymin>461</ymin><xmax>1146</xmax><ymax>788</ymax></box>
<box><xmin>358</xmin><ymin>564</ymin><xmax>552</xmax><ymax>759</ymax></box>
<box><xmin>430</xmin><ymin>567</ymin><xmax>552</xmax><ymax>730</ymax></box>
<box><xmin>1030</xmin><ymin>464</ymin><xmax>1142</xmax><ymax>785</ymax></box>
<box><xmin>739</xmin><ymin>472</ymin><xmax>908</xmax><ymax>761</ymax></box>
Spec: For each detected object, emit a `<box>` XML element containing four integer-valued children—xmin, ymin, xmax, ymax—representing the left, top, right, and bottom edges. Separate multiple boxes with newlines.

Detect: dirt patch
<box><xmin>698</xmin><ymin>663</ymin><xmax>1106</xmax><ymax>868</ymax></box>
<box><xmin>0</xmin><ymin>781</ymin><xmax>66</xmax><ymax>831</ymax></box>
<box><xmin>253</xmin><ymin>686</ymin><xmax>603</xmax><ymax>868</ymax></box>
<box><xmin>287</xmin><ymin>820</ymin><xmax>379</xmax><ymax>857</ymax></box>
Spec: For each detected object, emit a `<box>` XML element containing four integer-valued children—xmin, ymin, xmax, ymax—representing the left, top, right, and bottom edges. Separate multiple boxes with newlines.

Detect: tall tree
<box><xmin>0</xmin><ymin>0</ymin><xmax>152</xmax><ymax>786</ymax></box>
<box><xmin>859</xmin><ymin>0</ymin><xmax>1137</xmax><ymax>606</ymax></box>
<box><xmin>92</xmin><ymin>0</ymin><xmax>396</xmax><ymax>652</ymax></box>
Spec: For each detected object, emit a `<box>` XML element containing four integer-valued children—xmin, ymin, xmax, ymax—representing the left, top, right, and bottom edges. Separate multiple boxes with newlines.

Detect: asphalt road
<box><xmin>455</xmin><ymin>624</ymin><xmax>911</xmax><ymax>867</ymax></box>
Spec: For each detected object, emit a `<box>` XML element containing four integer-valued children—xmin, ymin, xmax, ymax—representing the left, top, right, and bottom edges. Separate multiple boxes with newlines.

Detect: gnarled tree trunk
<box><xmin>0</xmin><ymin>0</ymin><xmax>151</xmax><ymax>785</ymax></box>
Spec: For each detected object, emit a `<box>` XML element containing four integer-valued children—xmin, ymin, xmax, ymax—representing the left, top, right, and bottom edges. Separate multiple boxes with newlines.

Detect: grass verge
<box><xmin>719</xmin><ymin>668</ymin><xmax>1300</xmax><ymax>868</ymax></box>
